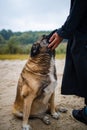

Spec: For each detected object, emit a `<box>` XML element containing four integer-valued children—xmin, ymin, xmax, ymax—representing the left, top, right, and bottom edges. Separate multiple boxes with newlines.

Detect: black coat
<box><xmin>57</xmin><ymin>0</ymin><xmax>87</xmax><ymax>40</ymax></box>
<box><xmin>56</xmin><ymin>0</ymin><xmax>87</xmax><ymax>98</ymax></box>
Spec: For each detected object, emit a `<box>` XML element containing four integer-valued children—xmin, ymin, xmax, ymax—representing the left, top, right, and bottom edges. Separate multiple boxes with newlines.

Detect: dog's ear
<box><xmin>30</xmin><ymin>43</ymin><xmax>40</xmax><ymax>57</ymax></box>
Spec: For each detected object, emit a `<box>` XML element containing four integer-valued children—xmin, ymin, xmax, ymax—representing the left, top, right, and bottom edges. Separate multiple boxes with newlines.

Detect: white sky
<box><xmin>0</xmin><ymin>0</ymin><xmax>70</xmax><ymax>31</ymax></box>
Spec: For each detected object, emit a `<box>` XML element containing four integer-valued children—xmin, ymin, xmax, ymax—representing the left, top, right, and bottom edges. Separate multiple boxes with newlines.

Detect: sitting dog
<box><xmin>13</xmin><ymin>32</ymin><xmax>59</xmax><ymax>130</ymax></box>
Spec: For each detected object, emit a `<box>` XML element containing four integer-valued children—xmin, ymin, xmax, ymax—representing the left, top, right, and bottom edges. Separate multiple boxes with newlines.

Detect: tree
<box><xmin>7</xmin><ymin>37</ymin><xmax>20</xmax><ymax>54</ymax></box>
<box><xmin>0</xmin><ymin>29</ymin><xmax>13</xmax><ymax>40</ymax></box>
<box><xmin>0</xmin><ymin>35</ymin><xmax>6</xmax><ymax>44</ymax></box>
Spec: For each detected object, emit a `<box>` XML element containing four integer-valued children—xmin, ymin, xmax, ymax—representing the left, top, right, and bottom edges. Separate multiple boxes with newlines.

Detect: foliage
<box><xmin>0</xmin><ymin>54</ymin><xmax>29</xmax><ymax>60</ymax></box>
<box><xmin>0</xmin><ymin>54</ymin><xmax>65</xmax><ymax>60</ymax></box>
<box><xmin>0</xmin><ymin>29</ymin><xmax>67</xmax><ymax>54</ymax></box>
<box><xmin>0</xmin><ymin>29</ymin><xmax>13</xmax><ymax>40</ymax></box>
<box><xmin>56</xmin><ymin>43</ymin><xmax>67</xmax><ymax>54</ymax></box>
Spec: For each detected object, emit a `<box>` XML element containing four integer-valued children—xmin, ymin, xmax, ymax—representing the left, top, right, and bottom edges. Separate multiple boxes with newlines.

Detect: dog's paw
<box><xmin>22</xmin><ymin>125</ymin><xmax>32</xmax><ymax>130</ymax></box>
<box><xmin>42</xmin><ymin>115</ymin><xmax>51</xmax><ymax>125</ymax></box>
<box><xmin>51</xmin><ymin>112</ymin><xmax>60</xmax><ymax>120</ymax></box>
<box><xmin>58</xmin><ymin>108</ymin><xmax>68</xmax><ymax>113</ymax></box>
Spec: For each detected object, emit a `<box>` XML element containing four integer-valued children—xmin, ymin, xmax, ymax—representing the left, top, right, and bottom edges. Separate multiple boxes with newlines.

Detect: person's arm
<box><xmin>57</xmin><ymin>0</ymin><xmax>87</xmax><ymax>39</ymax></box>
<box><xmin>48</xmin><ymin>0</ymin><xmax>87</xmax><ymax>49</ymax></box>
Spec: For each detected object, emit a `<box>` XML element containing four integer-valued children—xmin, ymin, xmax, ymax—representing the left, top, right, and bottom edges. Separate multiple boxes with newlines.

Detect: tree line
<box><xmin>0</xmin><ymin>29</ymin><xmax>67</xmax><ymax>54</ymax></box>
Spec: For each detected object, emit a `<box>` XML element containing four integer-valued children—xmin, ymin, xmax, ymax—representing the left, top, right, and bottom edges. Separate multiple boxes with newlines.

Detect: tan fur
<box><xmin>13</xmin><ymin>36</ymin><xmax>58</xmax><ymax>130</ymax></box>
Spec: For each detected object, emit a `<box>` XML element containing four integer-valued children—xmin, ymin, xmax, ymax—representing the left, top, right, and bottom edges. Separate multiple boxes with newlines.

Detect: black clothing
<box><xmin>85</xmin><ymin>99</ymin><xmax>87</xmax><ymax>105</ymax></box>
<box><xmin>56</xmin><ymin>0</ymin><xmax>87</xmax><ymax>98</ymax></box>
<box><xmin>61</xmin><ymin>38</ymin><xmax>87</xmax><ymax>98</ymax></box>
<box><xmin>57</xmin><ymin>0</ymin><xmax>87</xmax><ymax>40</ymax></box>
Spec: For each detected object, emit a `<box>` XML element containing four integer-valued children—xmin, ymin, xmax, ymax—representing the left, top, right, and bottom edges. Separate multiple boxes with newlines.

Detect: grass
<box><xmin>0</xmin><ymin>54</ymin><xmax>29</xmax><ymax>60</ymax></box>
<box><xmin>0</xmin><ymin>54</ymin><xmax>65</xmax><ymax>60</ymax></box>
<box><xmin>56</xmin><ymin>54</ymin><xmax>65</xmax><ymax>59</ymax></box>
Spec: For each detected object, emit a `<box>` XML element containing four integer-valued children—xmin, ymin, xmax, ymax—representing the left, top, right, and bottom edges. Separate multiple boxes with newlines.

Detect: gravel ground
<box><xmin>0</xmin><ymin>59</ymin><xmax>87</xmax><ymax>130</ymax></box>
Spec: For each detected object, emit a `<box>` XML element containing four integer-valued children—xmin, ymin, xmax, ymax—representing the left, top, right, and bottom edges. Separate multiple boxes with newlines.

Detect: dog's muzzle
<box><xmin>46</xmin><ymin>46</ymin><xmax>53</xmax><ymax>56</ymax></box>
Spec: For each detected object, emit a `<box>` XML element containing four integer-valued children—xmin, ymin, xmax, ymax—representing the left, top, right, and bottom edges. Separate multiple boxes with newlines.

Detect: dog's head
<box><xmin>30</xmin><ymin>30</ymin><xmax>57</xmax><ymax>58</ymax></box>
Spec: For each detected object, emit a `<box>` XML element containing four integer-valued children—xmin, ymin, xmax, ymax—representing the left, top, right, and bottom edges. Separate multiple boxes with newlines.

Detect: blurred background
<box><xmin>0</xmin><ymin>0</ymin><xmax>70</xmax><ymax>59</ymax></box>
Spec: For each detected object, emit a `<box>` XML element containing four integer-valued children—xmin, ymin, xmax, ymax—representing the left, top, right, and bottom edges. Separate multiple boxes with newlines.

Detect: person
<box><xmin>48</xmin><ymin>0</ymin><xmax>87</xmax><ymax>125</ymax></box>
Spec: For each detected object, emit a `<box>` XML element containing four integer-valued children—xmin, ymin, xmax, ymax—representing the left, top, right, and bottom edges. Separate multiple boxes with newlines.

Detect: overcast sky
<box><xmin>0</xmin><ymin>0</ymin><xmax>70</xmax><ymax>32</ymax></box>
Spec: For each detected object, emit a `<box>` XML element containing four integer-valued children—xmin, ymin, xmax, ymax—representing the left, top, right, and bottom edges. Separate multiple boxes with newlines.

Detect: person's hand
<box><xmin>48</xmin><ymin>32</ymin><xmax>63</xmax><ymax>50</ymax></box>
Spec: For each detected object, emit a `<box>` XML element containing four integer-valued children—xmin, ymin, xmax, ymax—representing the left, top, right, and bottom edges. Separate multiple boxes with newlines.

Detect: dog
<box><xmin>13</xmin><ymin>32</ymin><xmax>59</xmax><ymax>130</ymax></box>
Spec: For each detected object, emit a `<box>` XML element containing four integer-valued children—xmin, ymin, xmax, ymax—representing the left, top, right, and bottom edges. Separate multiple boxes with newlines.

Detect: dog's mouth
<box><xmin>46</xmin><ymin>46</ymin><xmax>51</xmax><ymax>52</ymax></box>
<box><xmin>45</xmin><ymin>46</ymin><xmax>55</xmax><ymax>57</ymax></box>
<box><xmin>40</xmin><ymin>35</ymin><xmax>55</xmax><ymax>56</ymax></box>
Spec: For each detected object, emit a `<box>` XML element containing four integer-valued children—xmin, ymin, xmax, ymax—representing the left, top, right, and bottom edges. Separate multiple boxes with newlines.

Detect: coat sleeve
<box><xmin>57</xmin><ymin>0</ymin><xmax>87</xmax><ymax>39</ymax></box>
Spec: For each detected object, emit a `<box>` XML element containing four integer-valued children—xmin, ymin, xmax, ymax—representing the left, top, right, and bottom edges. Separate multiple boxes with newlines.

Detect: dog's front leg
<box><xmin>22</xmin><ymin>94</ymin><xmax>35</xmax><ymax>130</ymax></box>
<box><xmin>50</xmin><ymin>92</ymin><xmax>60</xmax><ymax>119</ymax></box>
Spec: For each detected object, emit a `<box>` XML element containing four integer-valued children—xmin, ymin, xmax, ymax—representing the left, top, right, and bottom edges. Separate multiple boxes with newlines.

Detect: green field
<box><xmin>0</xmin><ymin>54</ymin><xmax>65</xmax><ymax>60</ymax></box>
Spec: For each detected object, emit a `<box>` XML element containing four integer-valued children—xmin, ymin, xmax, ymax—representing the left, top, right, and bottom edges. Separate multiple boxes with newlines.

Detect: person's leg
<box><xmin>72</xmin><ymin>98</ymin><xmax>87</xmax><ymax>125</ymax></box>
<box><xmin>85</xmin><ymin>98</ymin><xmax>87</xmax><ymax>106</ymax></box>
<box><xmin>71</xmin><ymin>39</ymin><xmax>87</xmax><ymax>125</ymax></box>
<box><xmin>84</xmin><ymin>98</ymin><xmax>87</xmax><ymax>116</ymax></box>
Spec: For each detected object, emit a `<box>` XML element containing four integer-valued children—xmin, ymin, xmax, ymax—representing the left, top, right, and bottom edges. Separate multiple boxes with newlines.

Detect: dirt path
<box><xmin>0</xmin><ymin>60</ymin><xmax>87</xmax><ymax>130</ymax></box>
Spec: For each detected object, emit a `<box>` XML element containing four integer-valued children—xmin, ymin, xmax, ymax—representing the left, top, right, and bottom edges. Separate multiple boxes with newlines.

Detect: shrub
<box><xmin>56</xmin><ymin>42</ymin><xmax>67</xmax><ymax>54</ymax></box>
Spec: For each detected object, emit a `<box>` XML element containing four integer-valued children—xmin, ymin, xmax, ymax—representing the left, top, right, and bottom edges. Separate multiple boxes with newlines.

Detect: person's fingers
<box><xmin>48</xmin><ymin>32</ymin><xmax>63</xmax><ymax>49</ymax></box>
<box><xmin>48</xmin><ymin>33</ymin><xmax>57</xmax><ymax>48</ymax></box>
<box><xmin>51</xmin><ymin>43</ymin><xmax>58</xmax><ymax>50</ymax></box>
<box><xmin>48</xmin><ymin>37</ymin><xmax>57</xmax><ymax>48</ymax></box>
<box><xmin>49</xmin><ymin>34</ymin><xmax>55</xmax><ymax>42</ymax></box>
